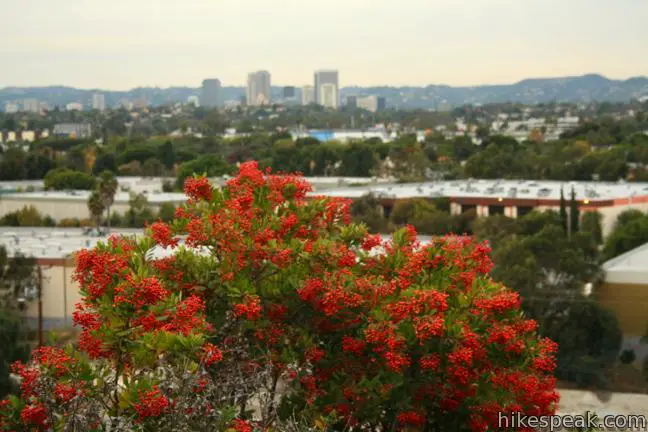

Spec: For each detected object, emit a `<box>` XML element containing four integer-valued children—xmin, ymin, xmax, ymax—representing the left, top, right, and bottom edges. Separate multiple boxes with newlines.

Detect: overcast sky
<box><xmin>1</xmin><ymin>0</ymin><xmax>646</xmax><ymax>90</ymax></box>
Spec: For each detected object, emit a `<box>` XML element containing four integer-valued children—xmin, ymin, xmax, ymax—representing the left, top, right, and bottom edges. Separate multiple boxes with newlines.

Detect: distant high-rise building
<box><xmin>345</xmin><ymin>96</ymin><xmax>358</xmax><ymax>109</ymax></box>
<box><xmin>187</xmin><ymin>96</ymin><xmax>200</xmax><ymax>107</ymax></box>
<box><xmin>92</xmin><ymin>93</ymin><xmax>106</xmax><ymax>111</ymax></box>
<box><xmin>247</xmin><ymin>71</ymin><xmax>271</xmax><ymax>106</ymax></box>
<box><xmin>301</xmin><ymin>86</ymin><xmax>315</xmax><ymax>105</ymax></box>
<box><xmin>22</xmin><ymin>99</ymin><xmax>41</xmax><ymax>113</ymax></box>
<box><xmin>320</xmin><ymin>83</ymin><xmax>339</xmax><ymax>109</ymax></box>
<box><xmin>377</xmin><ymin>97</ymin><xmax>387</xmax><ymax>111</ymax></box>
<box><xmin>314</xmin><ymin>70</ymin><xmax>339</xmax><ymax>108</ymax></box>
<box><xmin>201</xmin><ymin>79</ymin><xmax>221</xmax><ymax>108</ymax></box>
<box><xmin>283</xmin><ymin>86</ymin><xmax>296</xmax><ymax>98</ymax></box>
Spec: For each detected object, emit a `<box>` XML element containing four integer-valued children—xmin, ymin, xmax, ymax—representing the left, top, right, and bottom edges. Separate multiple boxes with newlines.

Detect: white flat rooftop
<box><xmin>1</xmin><ymin>190</ymin><xmax>188</xmax><ymax>204</ymax></box>
<box><xmin>603</xmin><ymin>242</ymin><xmax>648</xmax><ymax>285</ymax></box>
<box><xmin>0</xmin><ymin>227</ymin><xmax>144</xmax><ymax>260</ymax></box>
<box><xmin>0</xmin><ymin>227</ymin><xmax>438</xmax><ymax>261</ymax></box>
<box><xmin>0</xmin><ymin>176</ymin><xmax>393</xmax><ymax>194</ymax></box>
<box><xmin>310</xmin><ymin>180</ymin><xmax>648</xmax><ymax>202</ymax></box>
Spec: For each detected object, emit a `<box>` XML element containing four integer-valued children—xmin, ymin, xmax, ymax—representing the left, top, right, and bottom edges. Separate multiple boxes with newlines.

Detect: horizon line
<box><xmin>2</xmin><ymin>72</ymin><xmax>647</xmax><ymax>93</ymax></box>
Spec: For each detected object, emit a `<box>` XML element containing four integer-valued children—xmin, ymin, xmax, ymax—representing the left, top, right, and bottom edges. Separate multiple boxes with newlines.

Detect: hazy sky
<box><xmin>1</xmin><ymin>0</ymin><xmax>646</xmax><ymax>90</ymax></box>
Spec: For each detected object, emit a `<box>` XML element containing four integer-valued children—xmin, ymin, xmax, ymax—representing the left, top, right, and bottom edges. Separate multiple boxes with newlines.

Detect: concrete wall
<box><xmin>0</xmin><ymin>197</ymin><xmax>167</xmax><ymax>222</ymax></box>
<box><xmin>596</xmin><ymin>282</ymin><xmax>648</xmax><ymax>337</ymax></box>
<box><xmin>26</xmin><ymin>263</ymin><xmax>81</xmax><ymax>330</ymax></box>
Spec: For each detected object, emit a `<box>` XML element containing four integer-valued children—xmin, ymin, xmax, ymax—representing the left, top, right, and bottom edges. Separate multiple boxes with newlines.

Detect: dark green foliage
<box><xmin>603</xmin><ymin>211</ymin><xmax>648</xmax><ymax>261</ymax></box>
<box><xmin>0</xmin><ymin>312</ymin><xmax>29</xmax><ymax>398</ymax></box>
<box><xmin>472</xmin><ymin>210</ymin><xmax>621</xmax><ymax>388</ymax></box>
<box><xmin>44</xmin><ymin>168</ymin><xmax>96</xmax><ymax>190</ymax></box>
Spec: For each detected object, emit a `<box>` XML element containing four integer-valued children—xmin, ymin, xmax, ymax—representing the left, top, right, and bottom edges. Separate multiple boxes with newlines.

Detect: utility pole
<box><xmin>37</xmin><ymin>266</ymin><xmax>43</xmax><ymax>348</ymax></box>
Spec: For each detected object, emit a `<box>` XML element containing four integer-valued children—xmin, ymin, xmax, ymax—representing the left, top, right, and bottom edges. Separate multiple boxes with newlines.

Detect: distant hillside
<box><xmin>1</xmin><ymin>74</ymin><xmax>647</xmax><ymax>110</ymax></box>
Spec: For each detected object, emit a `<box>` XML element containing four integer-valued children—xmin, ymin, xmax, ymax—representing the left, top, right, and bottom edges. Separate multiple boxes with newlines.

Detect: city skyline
<box><xmin>1</xmin><ymin>0</ymin><xmax>646</xmax><ymax>90</ymax></box>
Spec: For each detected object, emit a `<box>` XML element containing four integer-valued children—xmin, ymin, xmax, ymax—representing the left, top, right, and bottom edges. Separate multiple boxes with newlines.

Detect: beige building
<box><xmin>1</xmin><ymin>228</ymin><xmax>143</xmax><ymax>329</ymax></box>
<box><xmin>598</xmin><ymin>243</ymin><xmax>648</xmax><ymax>362</ymax></box>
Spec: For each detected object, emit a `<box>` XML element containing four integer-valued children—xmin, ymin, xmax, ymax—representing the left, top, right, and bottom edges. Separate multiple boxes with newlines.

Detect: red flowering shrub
<box><xmin>0</xmin><ymin>161</ymin><xmax>559</xmax><ymax>431</ymax></box>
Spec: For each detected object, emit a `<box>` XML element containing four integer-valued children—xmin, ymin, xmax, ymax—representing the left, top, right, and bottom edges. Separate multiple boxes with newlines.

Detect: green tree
<box><xmin>87</xmin><ymin>190</ymin><xmax>105</xmax><ymax>228</ymax></box>
<box><xmin>176</xmin><ymin>155</ymin><xmax>230</xmax><ymax>188</ymax></box>
<box><xmin>569</xmin><ymin>187</ymin><xmax>580</xmax><ymax>235</ymax></box>
<box><xmin>478</xmin><ymin>211</ymin><xmax>617</xmax><ymax>387</ymax></box>
<box><xmin>559</xmin><ymin>188</ymin><xmax>568</xmax><ymax>232</ymax></box>
<box><xmin>158</xmin><ymin>140</ymin><xmax>176</xmax><ymax>169</ymax></box>
<box><xmin>44</xmin><ymin>168</ymin><xmax>96</xmax><ymax>190</ymax></box>
<box><xmin>350</xmin><ymin>193</ymin><xmax>387</xmax><ymax>233</ymax></box>
<box><xmin>0</xmin><ymin>246</ymin><xmax>35</xmax><ymax>397</ymax></box>
<box><xmin>0</xmin><ymin>312</ymin><xmax>29</xmax><ymax>397</ymax></box>
<box><xmin>339</xmin><ymin>142</ymin><xmax>376</xmax><ymax>177</ymax></box>
<box><xmin>158</xmin><ymin>203</ymin><xmax>176</xmax><ymax>222</ymax></box>
<box><xmin>581</xmin><ymin>211</ymin><xmax>603</xmax><ymax>245</ymax></box>
<box><xmin>603</xmin><ymin>212</ymin><xmax>648</xmax><ymax>261</ymax></box>
<box><xmin>97</xmin><ymin>171</ymin><xmax>118</xmax><ymax>232</ymax></box>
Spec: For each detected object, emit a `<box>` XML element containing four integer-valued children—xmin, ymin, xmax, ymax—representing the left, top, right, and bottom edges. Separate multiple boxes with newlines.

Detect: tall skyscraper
<box><xmin>320</xmin><ymin>83</ymin><xmax>338</xmax><ymax>109</ymax></box>
<box><xmin>282</xmin><ymin>86</ymin><xmax>296</xmax><ymax>99</ymax></box>
<box><xmin>201</xmin><ymin>79</ymin><xmax>221</xmax><ymax>108</ymax></box>
<box><xmin>377</xmin><ymin>97</ymin><xmax>387</xmax><ymax>111</ymax></box>
<box><xmin>246</xmin><ymin>71</ymin><xmax>271</xmax><ymax>106</ymax></box>
<box><xmin>301</xmin><ymin>86</ymin><xmax>315</xmax><ymax>105</ymax></box>
<box><xmin>314</xmin><ymin>70</ymin><xmax>339</xmax><ymax>108</ymax></box>
<box><xmin>92</xmin><ymin>93</ymin><xmax>106</xmax><ymax>111</ymax></box>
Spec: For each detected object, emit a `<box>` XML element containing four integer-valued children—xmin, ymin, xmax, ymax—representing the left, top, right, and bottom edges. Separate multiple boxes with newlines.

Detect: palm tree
<box><xmin>98</xmin><ymin>171</ymin><xmax>118</xmax><ymax>232</ymax></box>
<box><xmin>87</xmin><ymin>190</ymin><xmax>105</xmax><ymax>230</ymax></box>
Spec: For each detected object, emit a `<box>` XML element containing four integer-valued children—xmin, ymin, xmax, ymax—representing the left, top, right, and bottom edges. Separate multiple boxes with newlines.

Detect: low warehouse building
<box><xmin>598</xmin><ymin>242</ymin><xmax>648</xmax><ymax>362</ymax></box>
<box><xmin>313</xmin><ymin>180</ymin><xmax>648</xmax><ymax>237</ymax></box>
<box><xmin>1</xmin><ymin>227</ymin><xmax>144</xmax><ymax>330</ymax></box>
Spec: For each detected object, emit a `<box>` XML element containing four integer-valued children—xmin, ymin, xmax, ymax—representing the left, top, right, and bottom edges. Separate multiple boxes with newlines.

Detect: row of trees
<box><xmin>1</xmin><ymin>112</ymin><xmax>648</xmax><ymax>186</ymax></box>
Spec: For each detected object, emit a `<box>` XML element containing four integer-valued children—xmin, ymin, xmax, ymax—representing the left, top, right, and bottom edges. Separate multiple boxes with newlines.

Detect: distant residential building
<box><xmin>133</xmin><ymin>99</ymin><xmax>148</xmax><ymax>109</ymax></box>
<box><xmin>0</xmin><ymin>130</ymin><xmax>38</xmax><ymax>143</ymax></box>
<box><xmin>438</xmin><ymin>101</ymin><xmax>452</xmax><ymax>112</ymax></box>
<box><xmin>66</xmin><ymin>102</ymin><xmax>84</xmax><ymax>111</ymax></box>
<box><xmin>187</xmin><ymin>96</ymin><xmax>200</xmax><ymax>107</ymax></box>
<box><xmin>301</xmin><ymin>86</ymin><xmax>315</xmax><ymax>105</ymax></box>
<box><xmin>377</xmin><ymin>97</ymin><xmax>387</xmax><ymax>111</ymax></box>
<box><xmin>314</xmin><ymin>70</ymin><xmax>339</xmax><ymax>108</ymax></box>
<box><xmin>92</xmin><ymin>93</ymin><xmax>106</xmax><ymax>111</ymax></box>
<box><xmin>283</xmin><ymin>86</ymin><xmax>296</xmax><ymax>98</ymax></box>
<box><xmin>201</xmin><ymin>79</ymin><xmax>221</xmax><ymax>108</ymax></box>
<box><xmin>22</xmin><ymin>99</ymin><xmax>41</xmax><ymax>113</ymax></box>
<box><xmin>119</xmin><ymin>100</ymin><xmax>134</xmax><ymax>110</ymax></box>
<box><xmin>4</xmin><ymin>102</ymin><xmax>18</xmax><ymax>113</ymax></box>
<box><xmin>247</xmin><ymin>71</ymin><xmax>271</xmax><ymax>106</ymax></box>
<box><xmin>53</xmin><ymin>123</ymin><xmax>92</xmax><ymax>139</ymax></box>
<box><xmin>357</xmin><ymin>95</ymin><xmax>379</xmax><ymax>113</ymax></box>
<box><xmin>346</xmin><ymin>96</ymin><xmax>358</xmax><ymax>109</ymax></box>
